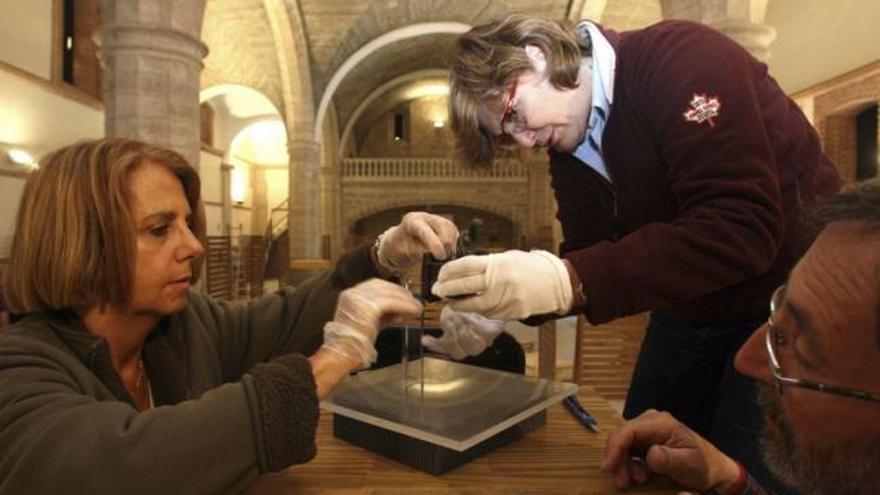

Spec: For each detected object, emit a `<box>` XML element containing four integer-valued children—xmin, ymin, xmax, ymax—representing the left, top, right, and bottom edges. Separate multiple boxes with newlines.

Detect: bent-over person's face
<box><xmin>127</xmin><ymin>161</ymin><xmax>204</xmax><ymax>316</ymax></box>
<box><xmin>477</xmin><ymin>45</ymin><xmax>592</xmax><ymax>154</ymax></box>
<box><xmin>734</xmin><ymin>221</ymin><xmax>880</xmax><ymax>495</ymax></box>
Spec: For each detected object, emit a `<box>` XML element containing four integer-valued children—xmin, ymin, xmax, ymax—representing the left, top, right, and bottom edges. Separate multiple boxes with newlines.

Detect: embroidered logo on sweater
<box><xmin>682</xmin><ymin>94</ymin><xmax>721</xmax><ymax>127</ymax></box>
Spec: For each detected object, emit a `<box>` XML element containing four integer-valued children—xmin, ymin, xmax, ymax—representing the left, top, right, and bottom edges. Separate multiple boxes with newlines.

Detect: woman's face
<box><xmin>127</xmin><ymin>161</ymin><xmax>204</xmax><ymax>316</ymax></box>
<box><xmin>477</xmin><ymin>45</ymin><xmax>592</xmax><ymax>153</ymax></box>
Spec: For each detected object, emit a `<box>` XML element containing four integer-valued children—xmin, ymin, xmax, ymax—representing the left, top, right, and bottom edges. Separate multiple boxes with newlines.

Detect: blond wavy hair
<box><xmin>2</xmin><ymin>138</ymin><xmax>205</xmax><ymax>313</ymax></box>
<box><xmin>449</xmin><ymin>13</ymin><xmax>591</xmax><ymax>167</ymax></box>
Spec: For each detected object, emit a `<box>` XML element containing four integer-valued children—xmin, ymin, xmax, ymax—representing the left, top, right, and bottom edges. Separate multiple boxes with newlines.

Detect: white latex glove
<box><xmin>321</xmin><ymin>278</ymin><xmax>423</xmax><ymax>369</ymax></box>
<box><xmin>421</xmin><ymin>306</ymin><xmax>505</xmax><ymax>360</ymax></box>
<box><xmin>431</xmin><ymin>249</ymin><xmax>573</xmax><ymax>320</ymax></box>
<box><xmin>376</xmin><ymin>212</ymin><xmax>459</xmax><ymax>272</ymax></box>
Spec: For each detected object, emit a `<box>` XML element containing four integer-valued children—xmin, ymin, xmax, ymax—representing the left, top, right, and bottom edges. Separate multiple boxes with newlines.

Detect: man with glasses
<box><xmin>602</xmin><ymin>181</ymin><xmax>880</xmax><ymax>495</ymax></box>
<box><xmin>434</xmin><ymin>13</ymin><xmax>841</xmax><ymax>494</ymax></box>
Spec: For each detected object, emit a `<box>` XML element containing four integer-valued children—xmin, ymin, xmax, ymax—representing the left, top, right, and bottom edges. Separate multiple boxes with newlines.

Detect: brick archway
<box><xmin>342</xmin><ymin>192</ymin><xmax>528</xmax><ymax>251</ymax></box>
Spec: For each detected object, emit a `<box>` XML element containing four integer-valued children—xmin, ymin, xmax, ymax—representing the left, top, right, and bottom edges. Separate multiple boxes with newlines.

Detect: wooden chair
<box><xmin>572</xmin><ymin>313</ymin><xmax>648</xmax><ymax>400</ymax></box>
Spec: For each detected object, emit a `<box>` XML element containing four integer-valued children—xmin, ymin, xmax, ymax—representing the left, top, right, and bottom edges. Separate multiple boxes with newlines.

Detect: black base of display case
<box><xmin>332</xmin><ymin>410</ymin><xmax>546</xmax><ymax>475</ymax></box>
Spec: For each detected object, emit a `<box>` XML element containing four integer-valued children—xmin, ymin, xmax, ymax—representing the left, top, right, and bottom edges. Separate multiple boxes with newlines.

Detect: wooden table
<box><xmin>245</xmin><ymin>387</ymin><xmax>677</xmax><ymax>494</ymax></box>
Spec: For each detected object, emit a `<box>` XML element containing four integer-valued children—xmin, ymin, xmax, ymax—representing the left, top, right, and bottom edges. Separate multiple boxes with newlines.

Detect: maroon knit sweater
<box><xmin>552</xmin><ymin>20</ymin><xmax>841</xmax><ymax>325</ymax></box>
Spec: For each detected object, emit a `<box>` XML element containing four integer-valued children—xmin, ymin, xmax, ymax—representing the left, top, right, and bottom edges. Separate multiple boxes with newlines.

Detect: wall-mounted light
<box><xmin>3</xmin><ymin>148</ymin><xmax>36</xmax><ymax>168</ymax></box>
<box><xmin>433</xmin><ymin>120</ymin><xmax>446</xmax><ymax>129</ymax></box>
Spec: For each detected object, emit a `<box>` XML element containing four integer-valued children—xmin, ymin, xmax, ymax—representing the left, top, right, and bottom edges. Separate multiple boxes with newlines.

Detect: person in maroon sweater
<box><xmin>433</xmin><ymin>13</ymin><xmax>841</xmax><ymax>494</ymax></box>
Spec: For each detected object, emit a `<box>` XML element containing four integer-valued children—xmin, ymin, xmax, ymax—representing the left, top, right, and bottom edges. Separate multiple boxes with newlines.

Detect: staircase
<box><xmin>264</xmin><ymin>198</ymin><xmax>289</xmax><ymax>282</ymax></box>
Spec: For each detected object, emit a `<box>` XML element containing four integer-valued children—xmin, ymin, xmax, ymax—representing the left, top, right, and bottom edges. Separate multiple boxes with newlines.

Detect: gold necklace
<box><xmin>135</xmin><ymin>358</ymin><xmax>149</xmax><ymax>409</ymax></box>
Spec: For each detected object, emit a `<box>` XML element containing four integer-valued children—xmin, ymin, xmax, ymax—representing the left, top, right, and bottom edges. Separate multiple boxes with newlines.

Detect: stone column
<box><xmin>659</xmin><ymin>0</ymin><xmax>776</xmax><ymax>62</ymax></box>
<box><xmin>287</xmin><ymin>136</ymin><xmax>324</xmax><ymax>282</ymax></box>
<box><xmin>319</xmin><ymin>151</ymin><xmax>341</xmax><ymax>261</ymax></box>
<box><xmin>98</xmin><ymin>0</ymin><xmax>208</xmax><ymax>169</ymax></box>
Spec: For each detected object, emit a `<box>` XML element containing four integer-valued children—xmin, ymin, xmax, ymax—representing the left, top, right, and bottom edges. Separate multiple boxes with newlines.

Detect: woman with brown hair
<box><xmin>0</xmin><ymin>138</ymin><xmax>459</xmax><ymax>494</ymax></box>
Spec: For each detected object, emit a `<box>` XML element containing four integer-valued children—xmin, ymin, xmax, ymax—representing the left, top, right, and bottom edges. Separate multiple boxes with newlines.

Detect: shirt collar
<box><xmin>578</xmin><ymin>20</ymin><xmax>616</xmax><ymax>107</ymax></box>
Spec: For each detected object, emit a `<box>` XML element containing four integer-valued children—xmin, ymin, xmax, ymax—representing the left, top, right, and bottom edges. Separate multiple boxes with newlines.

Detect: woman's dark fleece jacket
<box><xmin>0</xmin><ymin>246</ymin><xmax>377</xmax><ymax>494</ymax></box>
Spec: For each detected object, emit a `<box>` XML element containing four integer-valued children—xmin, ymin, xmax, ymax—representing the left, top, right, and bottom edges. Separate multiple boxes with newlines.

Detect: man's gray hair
<box><xmin>806</xmin><ymin>178</ymin><xmax>880</xmax><ymax>228</ymax></box>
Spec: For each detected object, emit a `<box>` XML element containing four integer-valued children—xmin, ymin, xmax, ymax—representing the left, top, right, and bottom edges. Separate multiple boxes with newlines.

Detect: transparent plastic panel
<box><xmin>323</xmin><ymin>357</ymin><xmax>577</xmax><ymax>451</ymax></box>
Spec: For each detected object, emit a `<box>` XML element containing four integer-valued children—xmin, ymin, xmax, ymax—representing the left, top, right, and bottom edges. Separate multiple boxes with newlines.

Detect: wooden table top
<box><xmin>245</xmin><ymin>386</ymin><xmax>678</xmax><ymax>495</ymax></box>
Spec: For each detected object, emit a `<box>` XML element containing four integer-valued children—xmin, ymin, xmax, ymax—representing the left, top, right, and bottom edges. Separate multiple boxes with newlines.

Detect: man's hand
<box><xmin>421</xmin><ymin>306</ymin><xmax>505</xmax><ymax>360</ymax></box>
<box><xmin>376</xmin><ymin>212</ymin><xmax>459</xmax><ymax>272</ymax></box>
<box><xmin>602</xmin><ymin>410</ymin><xmax>742</xmax><ymax>493</ymax></box>
<box><xmin>431</xmin><ymin>249</ymin><xmax>572</xmax><ymax>320</ymax></box>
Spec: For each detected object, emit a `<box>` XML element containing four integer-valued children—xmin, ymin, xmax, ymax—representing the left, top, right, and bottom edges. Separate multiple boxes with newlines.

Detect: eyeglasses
<box><xmin>765</xmin><ymin>284</ymin><xmax>880</xmax><ymax>403</ymax></box>
<box><xmin>497</xmin><ymin>80</ymin><xmax>519</xmax><ymax>148</ymax></box>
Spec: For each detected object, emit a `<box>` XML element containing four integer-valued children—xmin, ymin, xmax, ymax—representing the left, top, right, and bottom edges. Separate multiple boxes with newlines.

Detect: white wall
<box><xmin>767</xmin><ymin>0</ymin><xmax>880</xmax><ymax>93</ymax></box>
<box><xmin>264</xmin><ymin>167</ymin><xmax>288</xmax><ymax>213</ymax></box>
<box><xmin>200</xmin><ymin>150</ymin><xmax>223</xmax><ymax>204</ymax></box>
<box><xmin>199</xmin><ymin>149</ymin><xmax>225</xmax><ymax>236</ymax></box>
<box><xmin>0</xmin><ymin>71</ymin><xmax>103</xmax><ymax>156</ymax></box>
<box><xmin>0</xmin><ymin>0</ymin><xmax>53</xmax><ymax>79</ymax></box>
<box><xmin>232</xmin><ymin>206</ymin><xmax>252</xmax><ymax>237</ymax></box>
<box><xmin>0</xmin><ymin>59</ymin><xmax>103</xmax><ymax>259</ymax></box>
<box><xmin>204</xmin><ymin>204</ymin><xmax>224</xmax><ymax>236</ymax></box>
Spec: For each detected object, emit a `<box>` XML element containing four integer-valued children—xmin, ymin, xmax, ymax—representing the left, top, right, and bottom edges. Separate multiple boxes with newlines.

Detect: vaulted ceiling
<box><xmin>200</xmin><ymin>0</ymin><xmax>880</xmax><ymax>147</ymax></box>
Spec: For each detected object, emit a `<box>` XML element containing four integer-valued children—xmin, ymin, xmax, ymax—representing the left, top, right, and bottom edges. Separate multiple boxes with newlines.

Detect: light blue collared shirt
<box><xmin>572</xmin><ymin>21</ymin><xmax>616</xmax><ymax>183</ymax></box>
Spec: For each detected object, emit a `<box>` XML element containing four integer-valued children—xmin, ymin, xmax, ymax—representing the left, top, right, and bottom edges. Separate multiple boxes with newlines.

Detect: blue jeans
<box><xmin>623</xmin><ymin>311</ymin><xmax>798</xmax><ymax>495</ymax></box>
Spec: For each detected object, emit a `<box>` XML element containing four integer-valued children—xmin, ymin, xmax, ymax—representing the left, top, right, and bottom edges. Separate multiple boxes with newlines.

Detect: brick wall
<box><xmin>340</xmin><ymin>179</ymin><xmax>530</xmax><ymax>251</ymax></box>
<box><xmin>803</xmin><ymin>63</ymin><xmax>880</xmax><ymax>183</ymax></box>
<box><xmin>359</xmin><ymin>95</ymin><xmax>455</xmax><ymax>157</ymax></box>
<box><xmin>820</xmin><ymin>116</ymin><xmax>858</xmax><ymax>181</ymax></box>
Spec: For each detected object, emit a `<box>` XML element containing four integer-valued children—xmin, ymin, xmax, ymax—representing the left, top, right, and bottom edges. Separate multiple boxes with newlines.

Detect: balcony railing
<box><xmin>341</xmin><ymin>157</ymin><xmax>527</xmax><ymax>181</ymax></box>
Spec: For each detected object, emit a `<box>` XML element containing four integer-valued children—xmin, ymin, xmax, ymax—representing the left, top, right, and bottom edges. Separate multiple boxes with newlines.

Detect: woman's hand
<box><xmin>320</xmin><ymin>278</ymin><xmax>423</xmax><ymax>370</ymax></box>
<box><xmin>375</xmin><ymin>212</ymin><xmax>459</xmax><ymax>273</ymax></box>
<box><xmin>421</xmin><ymin>306</ymin><xmax>504</xmax><ymax>360</ymax></box>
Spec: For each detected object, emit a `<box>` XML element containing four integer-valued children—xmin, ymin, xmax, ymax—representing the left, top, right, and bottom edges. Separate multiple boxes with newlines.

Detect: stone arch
<box><xmin>344</xmin><ymin>199</ymin><xmax>525</xmax><ymax>251</ymax></box>
<box><xmin>266</xmin><ymin>0</ymin><xmax>316</xmax><ymax>138</ymax></box>
<box><xmin>200</xmin><ymin>84</ymin><xmax>286</xmax><ymax>161</ymax></box>
<box><xmin>315</xmin><ymin>22</ymin><xmax>470</xmax><ymax>143</ymax></box>
<box><xmin>351</xmin><ymin>199</ymin><xmax>523</xmax><ymax>229</ymax></box>
<box><xmin>339</xmin><ymin>69</ymin><xmax>449</xmax><ymax>158</ymax></box>
<box><xmin>201</xmin><ymin>2</ymin><xmax>285</xmax><ymax>118</ymax></box>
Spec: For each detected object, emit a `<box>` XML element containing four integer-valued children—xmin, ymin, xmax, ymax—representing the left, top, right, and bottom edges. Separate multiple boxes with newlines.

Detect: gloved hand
<box><xmin>431</xmin><ymin>249</ymin><xmax>573</xmax><ymax>320</ymax></box>
<box><xmin>421</xmin><ymin>306</ymin><xmax>505</xmax><ymax>360</ymax></box>
<box><xmin>376</xmin><ymin>212</ymin><xmax>459</xmax><ymax>273</ymax></box>
<box><xmin>321</xmin><ymin>278</ymin><xmax>423</xmax><ymax>369</ymax></box>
